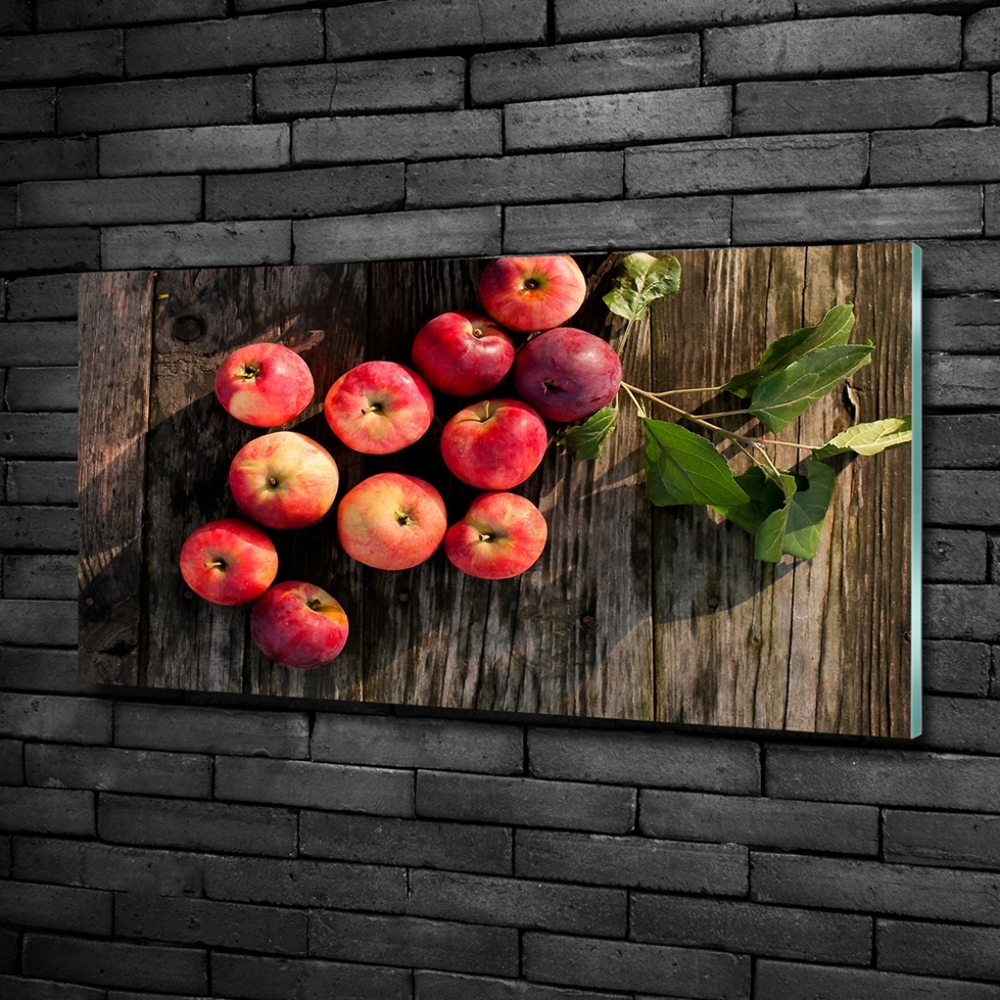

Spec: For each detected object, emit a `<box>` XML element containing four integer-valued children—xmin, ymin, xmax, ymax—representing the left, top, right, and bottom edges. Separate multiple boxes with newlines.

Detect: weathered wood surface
<box><xmin>78</xmin><ymin>247</ymin><xmax>912</xmax><ymax>736</ymax></box>
<box><xmin>78</xmin><ymin>271</ymin><xmax>155</xmax><ymax>685</ymax></box>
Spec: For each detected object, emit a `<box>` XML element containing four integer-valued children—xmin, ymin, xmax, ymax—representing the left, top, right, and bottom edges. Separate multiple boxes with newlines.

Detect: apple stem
<box><xmin>478</xmin><ymin>533</ymin><xmax>493</xmax><ymax>542</ymax></box>
<box><xmin>307</xmin><ymin>598</ymin><xmax>323</xmax><ymax>611</ymax></box>
<box><xmin>237</xmin><ymin>363</ymin><xmax>259</xmax><ymax>380</ymax></box>
<box><xmin>362</xmin><ymin>404</ymin><xmax>382</xmax><ymax>415</ymax></box>
<box><xmin>395</xmin><ymin>509</ymin><xmax>414</xmax><ymax>527</ymax></box>
<box><xmin>206</xmin><ymin>558</ymin><xmax>226</xmax><ymax>570</ymax></box>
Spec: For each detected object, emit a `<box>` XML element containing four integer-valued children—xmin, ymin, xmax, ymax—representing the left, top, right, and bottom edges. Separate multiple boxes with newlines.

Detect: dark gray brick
<box><xmin>523</xmin><ymin>932</ymin><xmax>749</xmax><ymax>998</ymax></box>
<box><xmin>19</xmin><ymin>176</ymin><xmax>201</xmax><ymax>228</ymax></box>
<box><xmin>215</xmin><ymin>755</ymin><xmax>414</xmax><ymax>816</ymax></box>
<box><xmin>0</xmin><ymin>739</ymin><xmax>22</xmax><ymax>784</ymax></box>
<box><xmin>102</xmin><ymin>220</ymin><xmax>291</xmax><ymax>270</ymax></box>
<box><xmin>800</xmin><ymin>0</ymin><xmax>975</xmax><ymax>13</ymax></box>
<box><xmin>0</xmin><ymin>787</ymin><xmax>94</xmax><ymax>835</ymax></box>
<box><xmin>312</xmin><ymin>713</ymin><xmax>522</xmax><ymax>773</ymax></box>
<box><xmin>202</xmin><ymin>853</ymin><xmax>406</xmax><ymax>910</ymax></box>
<box><xmin>554</xmin><ymin>0</ymin><xmax>794</xmax><ymax>42</ymax></box>
<box><xmin>59</xmin><ymin>75</ymin><xmax>252</xmax><ymax>134</ymax></box>
<box><xmin>880</xmin><ymin>919</ymin><xmax>1000</xmax><ymax>982</ymax></box>
<box><xmin>405</xmin><ymin>869</ymin><xmax>626</xmax><ymax>937</ymax></box>
<box><xmin>926</xmin><ymin>418</ymin><xmax>1000</xmax><ymax>468</ymax></box>
<box><xmin>925</xmin><ymin>353</ymin><xmax>1000</xmax><ymax>408</ymax></box>
<box><xmin>921</xmin><ymin>694</ymin><xmax>1000</xmax><ymax>752</ymax></box>
<box><xmin>115</xmin><ymin>703</ymin><xmax>309</xmax><ymax>757</ymax></box>
<box><xmin>924</xmin><ymin>527</ymin><xmax>987</xmax><ymax>581</ymax></box>
<box><xmin>631</xmin><ymin>894</ymin><xmax>871</xmax><ymax>965</ymax></box>
<box><xmin>923</xmin><ymin>240</ymin><xmax>1000</xmax><ymax>294</ymax></box>
<box><xmin>0</xmin><ymin>0</ymin><xmax>30</xmax><ymax>33</ymax></box>
<box><xmin>516</xmin><ymin>828</ymin><xmax>748</xmax><ymax>894</ymax></box>
<box><xmin>211</xmin><ymin>953</ymin><xmax>410</xmax><ymax>1000</ymax></box>
<box><xmin>0</xmin><ymin>30</ymin><xmax>122</xmax><ymax>85</ymax></box>
<box><xmin>23</xmin><ymin>934</ymin><xmax>206</xmax><ymax>993</ymax></box>
<box><xmin>873</xmin><ymin>127</ymin><xmax>1000</xmax><ymax>185</ymax></box>
<box><xmin>752</xmin><ymin>852</ymin><xmax>1000</xmax><ymax>925</ymax></box>
<box><xmin>756</xmin><ymin>959</ymin><xmax>1000</xmax><ymax>1000</ymax></box>
<box><xmin>327</xmin><ymin>0</ymin><xmax>546</xmax><ymax>59</ymax></box>
<box><xmin>205</xmin><ymin>164</ymin><xmax>402</xmax><ymax>221</ymax></box>
<box><xmin>99</xmin><ymin>793</ymin><xmax>297</xmax><ymax>856</ymax></box>
<box><xmin>406</xmin><ymin>152</ymin><xmax>622</xmax><ymax>210</ymax></box>
<box><xmin>4</xmin><ymin>554</ymin><xmax>77</xmax><ymax>599</ymax></box>
<box><xmin>0</xmin><ymin>928</ymin><xmax>15</xmax><ymax>972</ymax></box>
<box><xmin>25</xmin><ymin>744</ymin><xmax>211</xmax><ymax>798</ymax></box>
<box><xmin>126</xmin><ymin>11</ymin><xmax>322</xmax><ymax>77</ymax></box>
<box><xmin>257</xmin><ymin>56</ymin><xmax>464</xmax><ymax>120</ymax></box>
<box><xmin>925</xmin><ymin>295</ymin><xmax>1000</xmax><ymax>353</ymax></box>
<box><xmin>988</xmin><ymin>184</ymin><xmax>999</xmax><ymax>237</ymax></box>
<box><xmin>0</xmin><ymin>508</ymin><xmax>77</xmax><ymax>550</ymax></box>
<box><xmin>115</xmin><ymin>893</ymin><xmax>306</xmax><ymax>954</ymax></box>
<box><xmin>100</xmin><ymin>123</ymin><xmax>288</xmax><ymax>177</ymax></box>
<box><xmin>5</xmin><ymin>367</ymin><xmax>77</xmax><ymax>410</ymax></box>
<box><xmin>294</xmin><ymin>206</ymin><xmax>501</xmax><ymax>264</ymax></box>
<box><xmin>706</xmin><ymin>15</ymin><xmax>961</xmax><ymax>84</ymax></box>
<box><xmin>6</xmin><ymin>465</ymin><xmax>79</xmax><ymax>506</ymax></box>
<box><xmin>0</xmin><ymin>694</ymin><xmax>110</xmax><ymax>744</ymax></box>
<box><xmin>299</xmin><ymin>810</ymin><xmax>512</xmax><ymax>874</ymax></box>
<box><xmin>0</xmin><ymin>323</ymin><xmax>77</xmax><ymax>366</ymax></box>
<box><xmin>37</xmin><ymin>0</ymin><xmax>227</xmax><ymax>29</ymax></box>
<box><xmin>528</xmin><ymin>727</ymin><xmax>759</xmax><ymax>794</ymax></box>
<box><xmin>926</xmin><ymin>584</ymin><xmax>1000</xmax><ymax>639</ymax></box>
<box><xmin>885</xmin><ymin>809</ymin><xmax>1000</xmax><ymax>870</ymax></box>
<box><xmin>626</xmin><ymin>133</ymin><xmax>867</xmax><ymax>197</ymax></box>
<box><xmin>966</xmin><ymin>7</ymin><xmax>1000</xmax><ymax>70</ymax></box>
<box><xmin>923</xmin><ymin>640</ymin><xmax>991</xmax><ymax>695</ymax></box>
<box><xmin>0</xmin><ymin>880</ymin><xmax>111</xmax><ymax>935</ymax></box>
<box><xmin>733</xmin><ymin>186</ymin><xmax>981</xmax><ymax>244</ymax></box>
<box><xmin>640</xmin><ymin>789</ymin><xmax>878</xmax><ymax>855</ymax></box>
<box><xmin>504</xmin><ymin>87</ymin><xmax>731</xmax><ymax>153</ymax></box>
<box><xmin>310</xmin><ymin>910</ymin><xmax>519</xmax><ymax>976</ymax></box>
<box><xmin>0</xmin><ymin>648</ymin><xmax>84</xmax><ymax>694</ymax></box>
<box><xmin>292</xmin><ymin>110</ymin><xmax>502</xmax><ymax>165</ymax></box>
<box><xmin>0</xmin><ymin>976</ymin><xmax>105</xmax><ymax>1000</ymax></box>
<box><xmin>766</xmin><ymin>745</ymin><xmax>1000</xmax><ymax>811</ymax></box>
<box><xmin>416</xmin><ymin>770</ymin><xmax>635</xmax><ymax>834</ymax></box>
<box><xmin>0</xmin><ymin>89</ymin><xmax>55</xmax><ymax>137</ymax></box>
<box><xmin>415</xmin><ymin>972</ymin><xmax>623</xmax><ymax>1000</ymax></box>
<box><xmin>13</xmin><ymin>837</ymin><xmax>203</xmax><ymax>896</ymax></box>
<box><xmin>735</xmin><ymin>73</ymin><xmax>988</xmax><ymax>136</ymax></box>
<box><xmin>503</xmin><ymin>196</ymin><xmax>731</xmax><ymax>253</ymax></box>
<box><xmin>0</xmin><ymin>228</ymin><xmax>99</xmax><ymax>273</ymax></box>
<box><xmin>6</xmin><ymin>276</ymin><xmax>78</xmax><ymax>321</ymax></box>
<box><xmin>472</xmin><ymin>35</ymin><xmax>699</xmax><ymax>107</ymax></box>
<box><xmin>0</xmin><ymin>186</ymin><xmax>14</xmax><ymax>228</ymax></box>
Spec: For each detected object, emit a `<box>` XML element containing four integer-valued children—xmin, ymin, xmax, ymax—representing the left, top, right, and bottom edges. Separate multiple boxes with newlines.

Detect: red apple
<box><xmin>440</xmin><ymin>398</ymin><xmax>548</xmax><ymax>490</ymax></box>
<box><xmin>445</xmin><ymin>492</ymin><xmax>548</xmax><ymax>580</ymax></box>
<box><xmin>513</xmin><ymin>326</ymin><xmax>622</xmax><ymax>422</ymax></box>
<box><xmin>411</xmin><ymin>310</ymin><xmax>515</xmax><ymax>396</ymax></box>
<box><xmin>214</xmin><ymin>342</ymin><xmax>314</xmax><ymax>428</ymax></box>
<box><xmin>250</xmin><ymin>580</ymin><xmax>349</xmax><ymax>669</ymax></box>
<box><xmin>324</xmin><ymin>361</ymin><xmax>434</xmax><ymax>455</ymax></box>
<box><xmin>229</xmin><ymin>430</ymin><xmax>339</xmax><ymax>530</ymax></box>
<box><xmin>337</xmin><ymin>472</ymin><xmax>447</xmax><ymax>571</ymax></box>
<box><xmin>179</xmin><ymin>518</ymin><xmax>278</xmax><ymax>605</ymax></box>
<box><xmin>478</xmin><ymin>256</ymin><xmax>587</xmax><ymax>333</ymax></box>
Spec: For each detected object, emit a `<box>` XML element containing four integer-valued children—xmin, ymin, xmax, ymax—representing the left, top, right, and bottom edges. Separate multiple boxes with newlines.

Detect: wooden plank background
<box><xmin>78</xmin><ymin>244</ymin><xmax>912</xmax><ymax>736</ymax></box>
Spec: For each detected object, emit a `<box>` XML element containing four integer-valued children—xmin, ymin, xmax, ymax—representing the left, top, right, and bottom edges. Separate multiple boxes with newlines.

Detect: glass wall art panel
<box><xmin>78</xmin><ymin>243</ymin><xmax>920</xmax><ymax>737</ymax></box>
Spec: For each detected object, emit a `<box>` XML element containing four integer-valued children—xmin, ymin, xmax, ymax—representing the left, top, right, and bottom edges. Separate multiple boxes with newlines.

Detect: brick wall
<box><xmin>1</xmin><ymin>1</ymin><xmax>999</xmax><ymax>997</ymax></box>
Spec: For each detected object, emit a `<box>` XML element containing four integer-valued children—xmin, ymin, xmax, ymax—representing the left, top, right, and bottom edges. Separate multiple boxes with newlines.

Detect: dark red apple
<box><xmin>445</xmin><ymin>492</ymin><xmax>548</xmax><ymax>579</ymax></box>
<box><xmin>411</xmin><ymin>310</ymin><xmax>515</xmax><ymax>396</ymax></box>
<box><xmin>440</xmin><ymin>398</ymin><xmax>548</xmax><ymax>490</ymax></box>
<box><xmin>250</xmin><ymin>580</ymin><xmax>349</xmax><ymax>669</ymax></box>
<box><xmin>513</xmin><ymin>326</ymin><xmax>621</xmax><ymax>422</ymax></box>
<box><xmin>478</xmin><ymin>256</ymin><xmax>587</xmax><ymax>333</ymax></box>
<box><xmin>214</xmin><ymin>342</ymin><xmax>314</xmax><ymax>428</ymax></box>
<box><xmin>179</xmin><ymin>518</ymin><xmax>278</xmax><ymax>605</ymax></box>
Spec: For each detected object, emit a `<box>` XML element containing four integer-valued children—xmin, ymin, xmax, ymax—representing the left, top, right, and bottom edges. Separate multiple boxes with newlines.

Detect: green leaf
<box><xmin>603</xmin><ymin>252</ymin><xmax>681</xmax><ymax>323</ymax></box>
<box><xmin>557</xmin><ymin>406</ymin><xmax>618</xmax><ymax>461</ymax></box>
<box><xmin>754</xmin><ymin>460</ymin><xmax>836</xmax><ymax>562</ymax></box>
<box><xmin>723</xmin><ymin>304</ymin><xmax>856</xmax><ymax>399</ymax></box>
<box><xmin>749</xmin><ymin>343</ymin><xmax>874</xmax><ymax>433</ymax></box>
<box><xmin>712</xmin><ymin>466</ymin><xmax>791</xmax><ymax>536</ymax></box>
<box><xmin>814</xmin><ymin>415</ymin><xmax>912</xmax><ymax>460</ymax></box>
<box><xmin>643</xmin><ymin>419</ymin><xmax>750</xmax><ymax>507</ymax></box>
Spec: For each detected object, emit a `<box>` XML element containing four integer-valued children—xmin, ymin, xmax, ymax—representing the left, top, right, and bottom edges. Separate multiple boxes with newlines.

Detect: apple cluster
<box><xmin>179</xmin><ymin>255</ymin><xmax>622</xmax><ymax>672</ymax></box>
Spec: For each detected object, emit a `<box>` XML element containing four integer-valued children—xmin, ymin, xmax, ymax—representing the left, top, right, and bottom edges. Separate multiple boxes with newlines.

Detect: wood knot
<box><xmin>581</xmin><ymin>615</ymin><xmax>596</xmax><ymax>627</ymax></box>
<box><xmin>173</xmin><ymin>315</ymin><xmax>205</xmax><ymax>342</ymax></box>
<box><xmin>707</xmin><ymin>596</ymin><xmax>720</xmax><ymax>610</ymax></box>
<box><xmin>398</xmin><ymin>591</ymin><xmax>409</xmax><ymax>604</ymax></box>
<box><xmin>84</xmin><ymin>597</ymin><xmax>95</xmax><ymax>606</ymax></box>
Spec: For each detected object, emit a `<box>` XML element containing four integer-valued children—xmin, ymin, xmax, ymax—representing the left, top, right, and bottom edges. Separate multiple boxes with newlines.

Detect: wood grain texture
<box><xmin>78</xmin><ymin>247</ymin><xmax>913</xmax><ymax>736</ymax></box>
<box><xmin>78</xmin><ymin>270</ymin><xmax>155</xmax><ymax>686</ymax></box>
